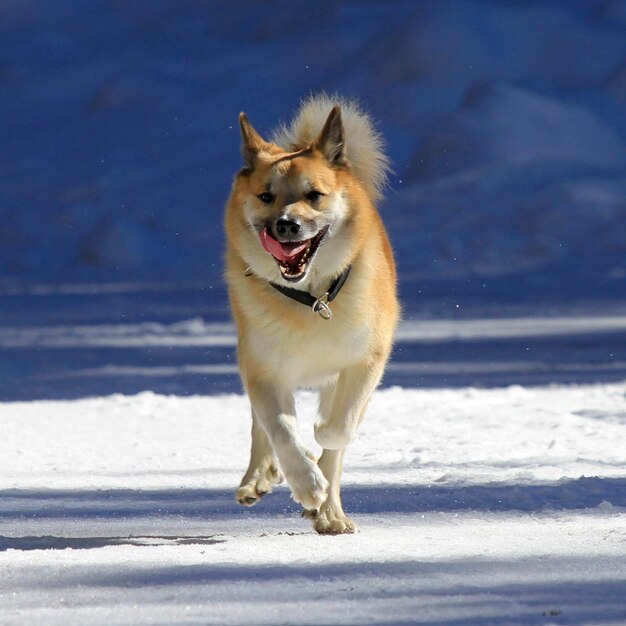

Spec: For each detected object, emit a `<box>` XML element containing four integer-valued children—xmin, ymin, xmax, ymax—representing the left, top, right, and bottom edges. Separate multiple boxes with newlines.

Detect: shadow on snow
<box><xmin>1</xmin><ymin>329</ymin><xmax>626</xmax><ymax>400</ymax></box>
<box><xmin>1</xmin><ymin>475</ymin><xmax>624</xmax><ymax>531</ymax></box>
<box><xmin>2</xmin><ymin>478</ymin><xmax>625</xmax><ymax>624</ymax></box>
<box><xmin>3</xmin><ymin>553</ymin><xmax>626</xmax><ymax>625</ymax></box>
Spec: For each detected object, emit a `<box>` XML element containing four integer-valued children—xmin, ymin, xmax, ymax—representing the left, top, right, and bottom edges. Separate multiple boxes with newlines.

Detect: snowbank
<box><xmin>0</xmin><ymin>1</ymin><xmax>625</xmax><ymax>296</ymax></box>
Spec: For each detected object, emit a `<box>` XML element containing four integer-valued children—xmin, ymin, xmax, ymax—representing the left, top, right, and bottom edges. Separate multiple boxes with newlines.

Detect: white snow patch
<box><xmin>1</xmin><ymin>383</ymin><xmax>625</xmax><ymax>624</ymax></box>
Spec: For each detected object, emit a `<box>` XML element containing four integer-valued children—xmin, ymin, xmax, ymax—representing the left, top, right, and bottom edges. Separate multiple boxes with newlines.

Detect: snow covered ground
<box><xmin>1</xmin><ymin>381</ymin><xmax>626</xmax><ymax>625</ymax></box>
<box><xmin>0</xmin><ymin>281</ymin><xmax>625</xmax><ymax>626</ymax></box>
<box><xmin>1</xmin><ymin>299</ymin><xmax>626</xmax><ymax>625</ymax></box>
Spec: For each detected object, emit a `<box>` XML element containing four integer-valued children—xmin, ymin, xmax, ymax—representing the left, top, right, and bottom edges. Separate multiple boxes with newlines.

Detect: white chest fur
<box><xmin>245</xmin><ymin>298</ymin><xmax>369</xmax><ymax>388</ymax></box>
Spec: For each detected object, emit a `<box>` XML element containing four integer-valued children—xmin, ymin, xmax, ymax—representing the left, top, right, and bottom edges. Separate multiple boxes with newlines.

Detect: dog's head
<box><xmin>227</xmin><ymin>106</ymin><xmax>355</xmax><ymax>285</ymax></box>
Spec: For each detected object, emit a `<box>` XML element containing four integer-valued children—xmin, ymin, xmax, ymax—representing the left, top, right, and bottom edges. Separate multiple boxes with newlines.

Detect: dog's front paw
<box><xmin>313</xmin><ymin>506</ymin><xmax>360</xmax><ymax>535</ymax></box>
<box><xmin>288</xmin><ymin>460</ymin><xmax>329</xmax><ymax>511</ymax></box>
<box><xmin>314</xmin><ymin>420</ymin><xmax>354</xmax><ymax>450</ymax></box>
<box><xmin>236</xmin><ymin>463</ymin><xmax>283</xmax><ymax>506</ymax></box>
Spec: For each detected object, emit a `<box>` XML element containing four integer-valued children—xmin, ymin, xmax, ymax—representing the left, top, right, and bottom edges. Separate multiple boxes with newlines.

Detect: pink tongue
<box><xmin>260</xmin><ymin>227</ymin><xmax>308</xmax><ymax>262</ymax></box>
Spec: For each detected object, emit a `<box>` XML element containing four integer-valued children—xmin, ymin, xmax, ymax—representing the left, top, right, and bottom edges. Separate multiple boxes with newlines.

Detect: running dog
<box><xmin>224</xmin><ymin>95</ymin><xmax>399</xmax><ymax>534</ymax></box>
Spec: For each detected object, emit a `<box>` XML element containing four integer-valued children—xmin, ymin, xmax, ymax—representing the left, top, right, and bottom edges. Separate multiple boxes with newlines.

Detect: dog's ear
<box><xmin>239</xmin><ymin>113</ymin><xmax>267</xmax><ymax>169</ymax></box>
<box><xmin>314</xmin><ymin>105</ymin><xmax>346</xmax><ymax>167</ymax></box>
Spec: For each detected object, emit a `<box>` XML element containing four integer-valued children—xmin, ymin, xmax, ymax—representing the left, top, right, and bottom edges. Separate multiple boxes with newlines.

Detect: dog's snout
<box><xmin>276</xmin><ymin>219</ymin><xmax>301</xmax><ymax>238</ymax></box>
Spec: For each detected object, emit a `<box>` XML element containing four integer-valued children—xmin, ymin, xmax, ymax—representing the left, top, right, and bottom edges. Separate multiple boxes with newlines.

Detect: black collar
<box><xmin>268</xmin><ymin>265</ymin><xmax>351</xmax><ymax>320</ymax></box>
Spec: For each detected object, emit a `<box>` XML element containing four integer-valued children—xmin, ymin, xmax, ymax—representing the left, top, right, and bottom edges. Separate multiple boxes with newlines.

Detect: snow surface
<box><xmin>2</xmin><ymin>384</ymin><xmax>626</xmax><ymax>625</ymax></box>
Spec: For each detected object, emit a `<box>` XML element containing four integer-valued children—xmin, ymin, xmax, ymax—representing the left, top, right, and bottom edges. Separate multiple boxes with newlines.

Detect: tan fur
<box><xmin>272</xmin><ymin>94</ymin><xmax>390</xmax><ymax>202</ymax></box>
<box><xmin>224</xmin><ymin>96</ymin><xmax>399</xmax><ymax>534</ymax></box>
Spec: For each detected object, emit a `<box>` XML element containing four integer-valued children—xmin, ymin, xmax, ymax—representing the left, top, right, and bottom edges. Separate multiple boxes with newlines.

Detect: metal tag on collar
<box><xmin>312</xmin><ymin>292</ymin><xmax>332</xmax><ymax>320</ymax></box>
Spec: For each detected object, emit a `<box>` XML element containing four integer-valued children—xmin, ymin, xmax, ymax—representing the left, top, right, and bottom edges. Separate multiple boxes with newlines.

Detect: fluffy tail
<box><xmin>272</xmin><ymin>94</ymin><xmax>390</xmax><ymax>202</ymax></box>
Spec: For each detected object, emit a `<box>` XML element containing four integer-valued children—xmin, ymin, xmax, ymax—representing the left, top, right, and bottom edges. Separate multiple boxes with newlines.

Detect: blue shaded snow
<box><xmin>1</xmin><ymin>0</ymin><xmax>625</xmax><ymax>302</ymax></box>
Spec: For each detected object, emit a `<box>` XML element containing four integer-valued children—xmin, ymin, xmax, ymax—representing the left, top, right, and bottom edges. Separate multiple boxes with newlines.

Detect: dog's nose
<box><xmin>275</xmin><ymin>219</ymin><xmax>301</xmax><ymax>238</ymax></box>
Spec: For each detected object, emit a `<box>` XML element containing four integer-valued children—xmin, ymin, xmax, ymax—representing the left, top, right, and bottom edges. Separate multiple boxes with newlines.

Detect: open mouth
<box><xmin>260</xmin><ymin>225</ymin><xmax>328</xmax><ymax>282</ymax></box>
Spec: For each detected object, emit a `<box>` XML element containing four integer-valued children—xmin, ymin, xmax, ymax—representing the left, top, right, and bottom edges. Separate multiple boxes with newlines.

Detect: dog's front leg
<box><xmin>314</xmin><ymin>357</ymin><xmax>386</xmax><ymax>451</ymax></box>
<box><xmin>248</xmin><ymin>379</ymin><xmax>329</xmax><ymax>511</ymax></box>
<box><xmin>309</xmin><ymin>358</ymin><xmax>387</xmax><ymax>534</ymax></box>
<box><xmin>306</xmin><ymin>447</ymin><xmax>360</xmax><ymax>534</ymax></box>
<box><xmin>236</xmin><ymin>410</ymin><xmax>284</xmax><ymax>506</ymax></box>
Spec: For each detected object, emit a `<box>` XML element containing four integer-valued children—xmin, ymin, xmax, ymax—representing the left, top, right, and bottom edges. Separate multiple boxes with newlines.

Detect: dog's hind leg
<box><xmin>247</xmin><ymin>379</ymin><xmax>328</xmax><ymax>511</ymax></box>
<box><xmin>236</xmin><ymin>410</ymin><xmax>283</xmax><ymax>506</ymax></box>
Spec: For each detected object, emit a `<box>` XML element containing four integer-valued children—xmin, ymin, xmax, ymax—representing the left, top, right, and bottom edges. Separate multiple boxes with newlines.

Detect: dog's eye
<box><xmin>305</xmin><ymin>190</ymin><xmax>324</xmax><ymax>202</ymax></box>
<box><xmin>258</xmin><ymin>192</ymin><xmax>274</xmax><ymax>204</ymax></box>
